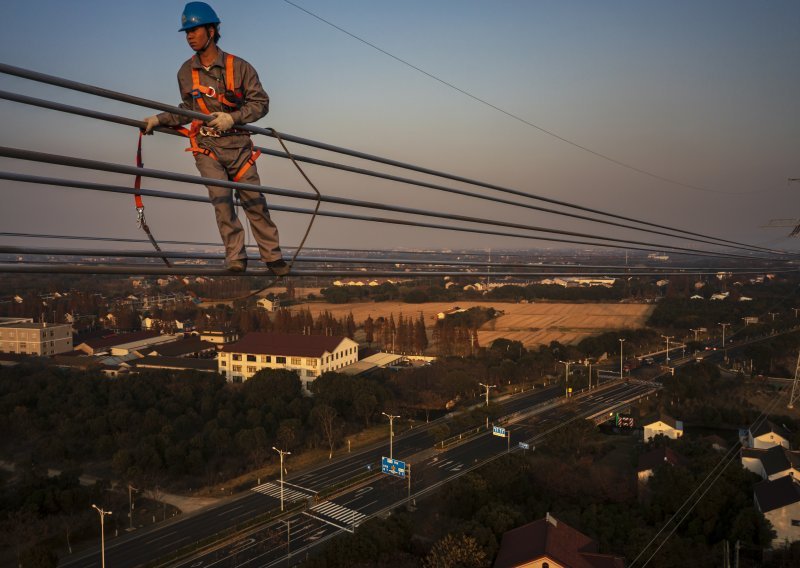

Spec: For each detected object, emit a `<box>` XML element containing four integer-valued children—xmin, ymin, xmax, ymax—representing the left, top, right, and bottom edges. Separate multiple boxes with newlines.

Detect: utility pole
<box><xmin>478</xmin><ymin>382</ymin><xmax>496</xmax><ymax>407</ymax></box>
<box><xmin>587</xmin><ymin>360</ymin><xmax>593</xmax><ymax>390</ymax></box>
<box><xmin>382</xmin><ymin>412</ymin><xmax>400</xmax><ymax>459</ymax></box>
<box><xmin>272</xmin><ymin>447</ymin><xmax>291</xmax><ymax>511</ymax></box>
<box><xmin>91</xmin><ymin>505</ymin><xmax>112</xmax><ymax>568</ymax></box>
<box><xmin>283</xmin><ymin>519</ymin><xmax>294</xmax><ymax>562</ymax></box>
<box><xmin>128</xmin><ymin>484</ymin><xmax>138</xmax><ymax>530</ymax></box>
<box><xmin>559</xmin><ymin>361</ymin><xmax>572</xmax><ymax>397</ymax></box>
<box><xmin>619</xmin><ymin>338</ymin><xmax>626</xmax><ymax>379</ymax></box>
<box><xmin>788</xmin><ymin>351</ymin><xmax>800</xmax><ymax>409</ymax></box>
<box><xmin>718</xmin><ymin>322</ymin><xmax>730</xmax><ymax>356</ymax></box>
<box><xmin>662</xmin><ymin>335</ymin><xmax>674</xmax><ymax>365</ymax></box>
<box><xmin>792</xmin><ymin>307</ymin><xmax>799</xmax><ymax>319</ymax></box>
<box><xmin>768</xmin><ymin>312</ymin><xmax>779</xmax><ymax>322</ymax></box>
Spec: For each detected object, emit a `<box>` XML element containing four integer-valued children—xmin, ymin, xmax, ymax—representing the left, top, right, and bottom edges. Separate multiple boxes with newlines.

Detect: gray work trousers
<box><xmin>194</xmin><ymin>142</ymin><xmax>282</xmax><ymax>264</ymax></box>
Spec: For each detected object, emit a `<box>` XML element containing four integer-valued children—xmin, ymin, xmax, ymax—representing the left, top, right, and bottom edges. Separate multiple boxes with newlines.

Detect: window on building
<box><xmin>232</xmin><ymin>375</ymin><xmax>242</xmax><ymax>384</ymax></box>
<box><xmin>276</xmin><ymin>356</ymin><xmax>286</xmax><ymax>364</ymax></box>
<box><xmin>792</xmin><ymin>519</ymin><xmax>800</xmax><ymax>527</ymax></box>
<box><xmin>232</xmin><ymin>365</ymin><xmax>242</xmax><ymax>372</ymax></box>
<box><xmin>247</xmin><ymin>354</ymin><xmax>256</xmax><ymax>362</ymax></box>
<box><xmin>305</xmin><ymin>358</ymin><xmax>315</xmax><ymax>366</ymax></box>
<box><xmin>232</xmin><ymin>354</ymin><xmax>241</xmax><ymax>361</ymax></box>
<box><xmin>261</xmin><ymin>355</ymin><xmax>271</xmax><ymax>363</ymax></box>
<box><xmin>291</xmin><ymin>357</ymin><xmax>302</xmax><ymax>365</ymax></box>
<box><xmin>220</xmin><ymin>360</ymin><xmax>226</xmax><ymax>366</ymax></box>
<box><xmin>306</xmin><ymin>370</ymin><xmax>315</xmax><ymax>377</ymax></box>
<box><xmin>247</xmin><ymin>366</ymin><xmax>256</xmax><ymax>373</ymax></box>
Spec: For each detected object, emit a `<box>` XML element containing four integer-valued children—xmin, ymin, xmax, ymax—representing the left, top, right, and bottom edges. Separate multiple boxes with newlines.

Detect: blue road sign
<box><xmin>492</xmin><ymin>425</ymin><xmax>507</xmax><ymax>437</ymax></box>
<box><xmin>381</xmin><ymin>456</ymin><xmax>407</xmax><ymax>478</ymax></box>
<box><xmin>518</xmin><ymin>442</ymin><xmax>530</xmax><ymax>450</ymax></box>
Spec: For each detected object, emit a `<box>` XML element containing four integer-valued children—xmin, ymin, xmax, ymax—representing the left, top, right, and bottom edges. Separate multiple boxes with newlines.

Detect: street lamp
<box><xmin>619</xmin><ymin>338</ymin><xmax>626</xmax><ymax>379</ymax></box>
<box><xmin>718</xmin><ymin>322</ymin><xmax>730</xmax><ymax>360</ymax></box>
<box><xmin>478</xmin><ymin>382</ymin><xmax>496</xmax><ymax>407</ymax></box>
<box><xmin>91</xmin><ymin>504</ymin><xmax>112</xmax><ymax>568</ymax></box>
<box><xmin>382</xmin><ymin>412</ymin><xmax>400</xmax><ymax>459</ymax></box>
<box><xmin>272</xmin><ymin>447</ymin><xmax>291</xmax><ymax>511</ymax></box>
<box><xmin>690</xmin><ymin>328</ymin><xmax>703</xmax><ymax>342</ymax></box>
<box><xmin>662</xmin><ymin>335</ymin><xmax>674</xmax><ymax>365</ymax></box>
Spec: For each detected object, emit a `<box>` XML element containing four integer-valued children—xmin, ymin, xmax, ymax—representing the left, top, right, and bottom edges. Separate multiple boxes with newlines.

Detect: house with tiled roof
<box><xmin>748</xmin><ymin>420</ymin><xmax>792</xmax><ymax>450</ymax></box>
<box><xmin>642</xmin><ymin>412</ymin><xmax>684</xmax><ymax>442</ymax></box>
<box><xmin>637</xmin><ymin>447</ymin><xmax>687</xmax><ymax>485</ymax></box>
<box><xmin>143</xmin><ymin>337</ymin><xmax>216</xmax><ymax>358</ymax></box>
<box><xmin>754</xmin><ymin>475</ymin><xmax>800</xmax><ymax>546</ymax></box>
<box><xmin>494</xmin><ymin>513</ymin><xmax>625</xmax><ymax>568</ymax></box>
<box><xmin>218</xmin><ymin>332</ymin><xmax>359</xmax><ymax>391</ymax></box>
<box><xmin>741</xmin><ymin>445</ymin><xmax>800</xmax><ymax>481</ymax></box>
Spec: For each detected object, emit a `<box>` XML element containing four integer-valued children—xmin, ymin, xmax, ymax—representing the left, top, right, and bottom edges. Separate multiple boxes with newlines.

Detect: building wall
<box><xmin>765</xmin><ymin>501</ymin><xmax>800</xmax><ymax>546</ymax></box>
<box><xmin>0</xmin><ymin>323</ymin><xmax>73</xmax><ymax>356</ymax></box>
<box><xmin>752</xmin><ymin>433</ymin><xmax>790</xmax><ymax>450</ymax></box>
<box><xmin>741</xmin><ymin>456</ymin><xmax>767</xmax><ymax>479</ymax></box>
<box><xmin>644</xmin><ymin>422</ymin><xmax>683</xmax><ymax>441</ymax></box>
<box><xmin>218</xmin><ymin>338</ymin><xmax>359</xmax><ymax>391</ymax></box>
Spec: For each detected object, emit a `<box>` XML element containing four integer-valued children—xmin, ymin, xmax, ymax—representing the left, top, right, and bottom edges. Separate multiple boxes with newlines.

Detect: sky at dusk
<box><xmin>1</xmin><ymin>0</ymin><xmax>798</xmax><ymax>257</ymax></box>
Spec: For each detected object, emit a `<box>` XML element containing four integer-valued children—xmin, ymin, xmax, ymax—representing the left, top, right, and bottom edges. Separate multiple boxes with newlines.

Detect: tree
<box><xmin>311</xmin><ymin>404</ymin><xmax>341</xmax><ymax>459</ymax></box>
<box><xmin>422</xmin><ymin>534</ymin><xmax>489</xmax><ymax>568</ymax></box>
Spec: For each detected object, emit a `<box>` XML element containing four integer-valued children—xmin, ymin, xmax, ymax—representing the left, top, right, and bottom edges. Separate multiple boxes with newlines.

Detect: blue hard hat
<box><xmin>179</xmin><ymin>2</ymin><xmax>220</xmax><ymax>32</ymax></box>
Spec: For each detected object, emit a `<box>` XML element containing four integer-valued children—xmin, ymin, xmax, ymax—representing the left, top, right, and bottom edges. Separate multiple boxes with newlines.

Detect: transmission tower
<box><xmin>788</xmin><ymin>351</ymin><xmax>800</xmax><ymax>410</ymax></box>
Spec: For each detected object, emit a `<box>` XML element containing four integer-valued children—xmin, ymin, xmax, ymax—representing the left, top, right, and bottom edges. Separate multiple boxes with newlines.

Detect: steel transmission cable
<box><xmin>1</xmin><ymin>244</ymin><xmax>794</xmax><ymax>274</ymax></box>
<box><xmin>0</xmin><ymin>90</ymin><xmax>779</xmax><ymax>257</ymax></box>
<box><xmin>0</xmin><ymin>63</ymin><xmax>783</xmax><ymax>256</ymax></box>
<box><xmin>4</xmin><ymin>263</ymin><xmax>797</xmax><ymax>279</ymax></box>
<box><xmin>281</xmin><ymin>0</ymin><xmax>747</xmax><ymax>198</ymax></box>
<box><xmin>0</xmin><ymin>147</ymin><xmax>784</xmax><ymax>261</ymax></box>
<box><xmin>1</xmin><ymin>170</ymin><xmax>718</xmax><ymax>258</ymax></box>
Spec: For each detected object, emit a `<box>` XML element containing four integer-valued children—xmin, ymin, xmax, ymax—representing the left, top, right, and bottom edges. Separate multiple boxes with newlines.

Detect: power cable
<box><xmin>2</xmin><ymin>245</ymin><xmax>795</xmax><ymax>275</ymax></box>
<box><xmin>5</xmin><ymin>262</ymin><xmax>796</xmax><ymax>279</ymax></box>
<box><xmin>0</xmin><ymin>89</ymin><xmax>778</xmax><ymax>256</ymax></box>
<box><xmin>281</xmin><ymin>1</ymin><xmax>767</xmax><ymax>198</ymax></box>
<box><xmin>0</xmin><ymin>147</ymin><xmax>788</xmax><ymax>262</ymax></box>
<box><xmin>0</xmin><ymin>66</ymin><xmax>784</xmax><ymax>255</ymax></box>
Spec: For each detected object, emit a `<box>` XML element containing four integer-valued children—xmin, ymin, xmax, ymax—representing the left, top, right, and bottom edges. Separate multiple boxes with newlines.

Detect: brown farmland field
<box><xmin>290</xmin><ymin>300</ymin><xmax>654</xmax><ymax>348</ymax></box>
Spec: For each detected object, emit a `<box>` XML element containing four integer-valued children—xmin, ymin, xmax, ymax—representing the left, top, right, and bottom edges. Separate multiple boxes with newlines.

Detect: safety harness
<box><xmin>174</xmin><ymin>53</ymin><xmax>261</xmax><ymax>182</ymax></box>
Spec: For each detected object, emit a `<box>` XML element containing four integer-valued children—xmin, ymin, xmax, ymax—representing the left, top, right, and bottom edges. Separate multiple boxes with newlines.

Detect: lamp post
<box><xmin>662</xmin><ymin>335</ymin><xmax>674</xmax><ymax>365</ymax></box>
<box><xmin>382</xmin><ymin>412</ymin><xmax>400</xmax><ymax>459</ymax></box>
<box><xmin>718</xmin><ymin>322</ymin><xmax>730</xmax><ymax>360</ymax></box>
<box><xmin>690</xmin><ymin>328</ymin><xmax>703</xmax><ymax>342</ymax></box>
<box><xmin>619</xmin><ymin>338</ymin><xmax>626</xmax><ymax>379</ymax></box>
<box><xmin>478</xmin><ymin>382</ymin><xmax>496</xmax><ymax>407</ymax></box>
<box><xmin>272</xmin><ymin>447</ymin><xmax>291</xmax><ymax>511</ymax></box>
<box><xmin>91</xmin><ymin>505</ymin><xmax>112</xmax><ymax>568</ymax></box>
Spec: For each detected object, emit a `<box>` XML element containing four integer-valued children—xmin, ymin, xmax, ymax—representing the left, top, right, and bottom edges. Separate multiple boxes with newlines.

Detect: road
<box><xmin>117</xmin><ymin>381</ymin><xmax>656</xmax><ymax>568</ymax></box>
<box><xmin>60</xmin><ymin>377</ymin><xmax>655</xmax><ymax>568</ymax></box>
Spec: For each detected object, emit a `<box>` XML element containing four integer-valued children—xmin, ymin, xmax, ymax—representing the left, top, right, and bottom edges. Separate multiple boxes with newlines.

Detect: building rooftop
<box><xmin>637</xmin><ymin>447</ymin><xmax>687</xmax><ymax>473</ymax></box>
<box><xmin>643</xmin><ymin>412</ymin><xmax>683</xmax><ymax>431</ymax></box>
<box><xmin>751</xmin><ymin>420</ymin><xmax>791</xmax><ymax>441</ymax></box>
<box><xmin>143</xmin><ymin>337</ymin><xmax>216</xmax><ymax>357</ymax></box>
<box><xmin>221</xmin><ymin>332</ymin><xmax>351</xmax><ymax>358</ymax></box>
<box><xmin>754</xmin><ymin>476</ymin><xmax>800</xmax><ymax>513</ymax></box>
<box><xmin>494</xmin><ymin>514</ymin><xmax>625</xmax><ymax>568</ymax></box>
<box><xmin>132</xmin><ymin>356</ymin><xmax>218</xmax><ymax>372</ymax></box>
<box><xmin>0</xmin><ymin>321</ymin><xmax>70</xmax><ymax>329</ymax></box>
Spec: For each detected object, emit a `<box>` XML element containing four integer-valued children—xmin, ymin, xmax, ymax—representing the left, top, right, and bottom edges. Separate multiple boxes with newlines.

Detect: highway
<box><xmin>59</xmin><ymin>378</ymin><xmax>656</xmax><ymax>568</ymax></box>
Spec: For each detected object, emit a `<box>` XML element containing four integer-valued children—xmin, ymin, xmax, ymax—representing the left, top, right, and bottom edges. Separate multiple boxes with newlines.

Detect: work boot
<box><xmin>266</xmin><ymin>258</ymin><xmax>290</xmax><ymax>276</ymax></box>
<box><xmin>226</xmin><ymin>259</ymin><xmax>247</xmax><ymax>273</ymax></box>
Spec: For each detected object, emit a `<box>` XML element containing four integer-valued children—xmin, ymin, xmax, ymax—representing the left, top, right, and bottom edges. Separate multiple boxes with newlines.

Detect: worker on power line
<box><xmin>142</xmin><ymin>2</ymin><xmax>288</xmax><ymax>275</ymax></box>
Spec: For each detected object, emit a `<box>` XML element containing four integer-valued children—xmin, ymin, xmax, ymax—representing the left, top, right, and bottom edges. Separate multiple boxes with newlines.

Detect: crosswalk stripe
<box><xmin>252</xmin><ymin>482</ymin><xmax>312</xmax><ymax>502</ymax></box>
<box><xmin>310</xmin><ymin>501</ymin><xmax>366</xmax><ymax>524</ymax></box>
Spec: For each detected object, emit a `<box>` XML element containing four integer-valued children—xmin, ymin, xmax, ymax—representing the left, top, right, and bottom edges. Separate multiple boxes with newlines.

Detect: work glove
<box><xmin>142</xmin><ymin>115</ymin><xmax>160</xmax><ymax>135</ymax></box>
<box><xmin>208</xmin><ymin>112</ymin><xmax>234</xmax><ymax>131</ymax></box>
